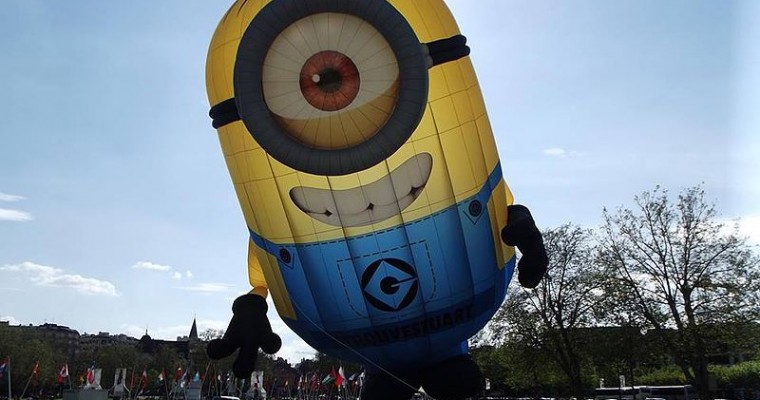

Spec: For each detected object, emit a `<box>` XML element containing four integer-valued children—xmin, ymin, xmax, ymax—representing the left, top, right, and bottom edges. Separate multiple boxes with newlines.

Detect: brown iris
<box><xmin>299</xmin><ymin>51</ymin><xmax>360</xmax><ymax>112</ymax></box>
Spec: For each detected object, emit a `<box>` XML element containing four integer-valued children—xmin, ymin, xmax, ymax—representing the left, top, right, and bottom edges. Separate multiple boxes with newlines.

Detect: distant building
<box><xmin>35</xmin><ymin>323</ymin><xmax>81</xmax><ymax>357</ymax></box>
<box><xmin>137</xmin><ymin>317</ymin><xmax>200</xmax><ymax>359</ymax></box>
<box><xmin>80</xmin><ymin>331</ymin><xmax>138</xmax><ymax>350</ymax></box>
<box><xmin>0</xmin><ymin>321</ymin><xmax>82</xmax><ymax>357</ymax></box>
<box><xmin>1</xmin><ymin>318</ymin><xmax>201</xmax><ymax>361</ymax></box>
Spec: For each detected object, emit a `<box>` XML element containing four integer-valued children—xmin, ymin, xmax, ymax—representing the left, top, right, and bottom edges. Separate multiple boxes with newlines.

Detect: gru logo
<box><xmin>361</xmin><ymin>258</ymin><xmax>419</xmax><ymax>312</ymax></box>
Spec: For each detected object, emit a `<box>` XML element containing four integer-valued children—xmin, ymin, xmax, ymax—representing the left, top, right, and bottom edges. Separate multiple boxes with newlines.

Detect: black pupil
<box><xmin>317</xmin><ymin>68</ymin><xmax>342</xmax><ymax>93</ymax></box>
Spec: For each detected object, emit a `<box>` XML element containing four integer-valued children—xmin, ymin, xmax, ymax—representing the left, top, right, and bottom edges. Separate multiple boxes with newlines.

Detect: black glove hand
<box><xmin>207</xmin><ymin>294</ymin><xmax>282</xmax><ymax>378</ymax></box>
<box><xmin>501</xmin><ymin>204</ymin><xmax>548</xmax><ymax>289</ymax></box>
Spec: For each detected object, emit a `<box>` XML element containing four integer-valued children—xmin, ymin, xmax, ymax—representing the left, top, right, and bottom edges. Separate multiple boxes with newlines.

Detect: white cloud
<box><xmin>0</xmin><ymin>261</ymin><xmax>118</xmax><ymax>296</ymax></box>
<box><xmin>277</xmin><ymin>333</ymin><xmax>318</xmax><ymax>364</ymax></box>
<box><xmin>543</xmin><ymin>147</ymin><xmax>567</xmax><ymax>157</ymax></box>
<box><xmin>0</xmin><ymin>208</ymin><xmax>33</xmax><ymax>222</ymax></box>
<box><xmin>131</xmin><ymin>261</ymin><xmax>194</xmax><ymax>281</ymax></box>
<box><xmin>737</xmin><ymin>214</ymin><xmax>760</xmax><ymax>245</ymax></box>
<box><xmin>0</xmin><ymin>192</ymin><xmax>24</xmax><ymax>202</ymax></box>
<box><xmin>131</xmin><ymin>261</ymin><xmax>172</xmax><ymax>271</ymax></box>
<box><xmin>543</xmin><ymin>147</ymin><xmax>584</xmax><ymax>158</ymax></box>
<box><xmin>177</xmin><ymin>283</ymin><xmax>234</xmax><ymax>293</ymax></box>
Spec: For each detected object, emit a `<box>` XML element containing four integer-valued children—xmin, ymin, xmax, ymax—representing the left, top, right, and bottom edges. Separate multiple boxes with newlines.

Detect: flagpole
<box><xmin>20</xmin><ymin>363</ymin><xmax>35</xmax><ymax>399</ymax></box>
<box><xmin>129</xmin><ymin>365</ymin><xmax>136</xmax><ymax>400</ymax></box>
<box><xmin>164</xmin><ymin>371</ymin><xmax>170</xmax><ymax>400</ymax></box>
<box><xmin>67</xmin><ymin>363</ymin><xmax>73</xmax><ymax>390</ymax></box>
<box><xmin>6</xmin><ymin>357</ymin><xmax>11</xmax><ymax>400</ymax></box>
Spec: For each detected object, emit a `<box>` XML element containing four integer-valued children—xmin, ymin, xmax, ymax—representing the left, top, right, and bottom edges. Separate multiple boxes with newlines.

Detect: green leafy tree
<box><xmin>598</xmin><ymin>185</ymin><xmax>760</xmax><ymax>400</ymax></box>
<box><xmin>712</xmin><ymin>360</ymin><xmax>760</xmax><ymax>390</ymax></box>
<box><xmin>637</xmin><ymin>365</ymin><xmax>687</xmax><ymax>386</ymax></box>
<box><xmin>0</xmin><ymin>326</ymin><xmax>60</xmax><ymax>396</ymax></box>
<box><xmin>93</xmin><ymin>343</ymin><xmax>145</xmax><ymax>389</ymax></box>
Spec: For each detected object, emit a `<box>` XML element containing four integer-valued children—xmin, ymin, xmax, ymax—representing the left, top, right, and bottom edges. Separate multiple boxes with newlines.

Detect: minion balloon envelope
<box><xmin>206</xmin><ymin>0</ymin><xmax>545</xmax><ymax>396</ymax></box>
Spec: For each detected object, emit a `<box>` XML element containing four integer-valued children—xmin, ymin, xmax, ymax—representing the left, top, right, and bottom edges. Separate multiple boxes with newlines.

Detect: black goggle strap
<box><xmin>209</xmin><ymin>34</ymin><xmax>470</xmax><ymax>129</ymax></box>
<box><xmin>423</xmin><ymin>34</ymin><xmax>470</xmax><ymax>69</ymax></box>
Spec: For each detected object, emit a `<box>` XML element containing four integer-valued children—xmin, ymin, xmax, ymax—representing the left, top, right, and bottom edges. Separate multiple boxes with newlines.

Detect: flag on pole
<box><xmin>158</xmin><ymin>370</ymin><xmax>165</xmax><ymax>382</ymax></box>
<box><xmin>310</xmin><ymin>372</ymin><xmax>319</xmax><ymax>390</ymax></box>
<box><xmin>32</xmin><ymin>361</ymin><xmax>40</xmax><ymax>385</ymax></box>
<box><xmin>336</xmin><ymin>366</ymin><xmax>345</xmax><ymax>388</ymax></box>
<box><xmin>175</xmin><ymin>366</ymin><xmax>183</xmax><ymax>381</ymax></box>
<box><xmin>202</xmin><ymin>363</ymin><xmax>210</xmax><ymax>382</ymax></box>
<box><xmin>0</xmin><ymin>358</ymin><xmax>8</xmax><ymax>378</ymax></box>
<box><xmin>57</xmin><ymin>363</ymin><xmax>69</xmax><ymax>384</ymax></box>
<box><xmin>141</xmin><ymin>368</ymin><xmax>148</xmax><ymax>390</ymax></box>
<box><xmin>85</xmin><ymin>368</ymin><xmax>103</xmax><ymax>390</ymax></box>
<box><xmin>86</xmin><ymin>365</ymin><xmax>96</xmax><ymax>385</ymax></box>
<box><xmin>179</xmin><ymin>368</ymin><xmax>189</xmax><ymax>388</ymax></box>
<box><xmin>322</xmin><ymin>368</ymin><xmax>336</xmax><ymax>385</ymax></box>
<box><xmin>113</xmin><ymin>368</ymin><xmax>127</xmax><ymax>397</ymax></box>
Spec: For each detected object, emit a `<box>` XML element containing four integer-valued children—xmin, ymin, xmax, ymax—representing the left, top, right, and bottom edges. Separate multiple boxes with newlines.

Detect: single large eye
<box><xmin>234</xmin><ymin>0</ymin><xmax>428</xmax><ymax>176</ymax></box>
<box><xmin>262</xmin><ymin>13</ymin><xmax>400</xmax><ymax>150</ymax></box>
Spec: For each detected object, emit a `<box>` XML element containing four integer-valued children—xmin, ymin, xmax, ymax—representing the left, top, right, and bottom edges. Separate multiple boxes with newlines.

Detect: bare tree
<box><xmin>490</xmin><ymin>224</ymin><xmax>606</xmax><ymax>398</ymax></box>
<box><xmin>200</xmin><ymin>328</ymin><xmax>225</xmax><ymax>341</ymax></box>
<box><xmin>598</xmin><ymin>185</ymin><xmax>760</xmax><ymax>400</ymax></box>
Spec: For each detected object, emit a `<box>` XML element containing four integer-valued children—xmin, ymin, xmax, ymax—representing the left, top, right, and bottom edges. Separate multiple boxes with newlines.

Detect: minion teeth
<box><xmin>289</xmin><ymin>153</ymin><xmax>433</xmax><ymax>227</ymax></box>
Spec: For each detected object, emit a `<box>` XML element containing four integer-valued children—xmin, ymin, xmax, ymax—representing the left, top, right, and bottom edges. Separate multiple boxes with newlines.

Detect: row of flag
<box><xmin>0</xmin><ymin>358</ymin><xmax>364</xmax><ymax>394</ymax></box>
<box><xmin>0</xmin><ymin>359</ymin><xmax>143</xmax><ymax>389</ymax></box>
<box><xmin>297</xmin><ymin>366</ymin><xmax>364</xmax><ymax>390</ymax></box>
<box><xmin>0</xmin><ymin>358</ymin><xmax>71</xmax><ymax>386</ymax></box>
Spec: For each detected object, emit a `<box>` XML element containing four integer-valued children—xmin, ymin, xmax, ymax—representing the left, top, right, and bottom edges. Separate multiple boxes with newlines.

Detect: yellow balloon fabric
<box><xmin>207</xmin><ymin>0</ymin><xmax>517</xmax><ymax>369</ymax></box>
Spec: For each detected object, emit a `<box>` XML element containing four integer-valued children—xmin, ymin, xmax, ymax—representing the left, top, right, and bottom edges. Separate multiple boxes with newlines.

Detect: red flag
<box><xmin>32</xmin><ymin>361</ymin><xmax>40</xmax><ymax>385</ymax></box>
<box><xmin>57</xmin><ymin>363</ymin><xmax>69</xmax><ymax>384</ymax></box>
<box><xmin>141</xmin><ymin>368</ymin><xmax>148</xmax><ymax>389</ymax></box>
<box><xmin>86</xmin><ymin>365</ymin><xmax>96</xmax><ymax>385</ymax></box>
<box><xmin>335</xmin><ymin>366</ymin><xmax>345</xmax><ymax>388</ymax></box>
<box><xmin>202</xmin><ymin>362</ymin><xmax>210</xmax><ymax>382</ymax></box>
<box><xmin>175</xmin><ymin>366</ymin><xmax>183</xmax><ymax>381</ymax></box>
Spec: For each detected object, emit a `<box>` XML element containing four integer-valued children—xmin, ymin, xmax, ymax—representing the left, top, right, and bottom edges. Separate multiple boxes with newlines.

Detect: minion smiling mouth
<box><xmin>290</xmin><ymin>153</ymin><xmax>433</xmax><ymax>227</ymax></box>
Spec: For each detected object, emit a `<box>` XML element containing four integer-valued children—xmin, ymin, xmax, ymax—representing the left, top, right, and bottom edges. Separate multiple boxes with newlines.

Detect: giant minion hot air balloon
<box><xmin>204</xmin><ymin>1</ymin><xmax>548</xmax><ymax>399</ymax></box>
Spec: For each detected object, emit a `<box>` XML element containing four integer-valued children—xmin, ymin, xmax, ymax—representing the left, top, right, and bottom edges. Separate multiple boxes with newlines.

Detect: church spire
<box><xmin>189</xmin><ymin>317</ymin><xmax>198</xmax><ymax>341</ymax></box>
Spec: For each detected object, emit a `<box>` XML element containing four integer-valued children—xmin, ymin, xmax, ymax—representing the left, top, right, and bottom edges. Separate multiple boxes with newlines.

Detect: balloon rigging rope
<box><xmin>289</xmin><ymin>299</ymin><xmax>422</xmax><ymax>394</ymax></box>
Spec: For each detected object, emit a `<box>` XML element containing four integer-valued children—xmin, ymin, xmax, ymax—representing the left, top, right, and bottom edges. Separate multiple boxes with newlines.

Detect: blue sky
<box><xmin>1</xmin><ymin>1</ymin><xmax>758</xmax><ymax>364</ymax></box>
